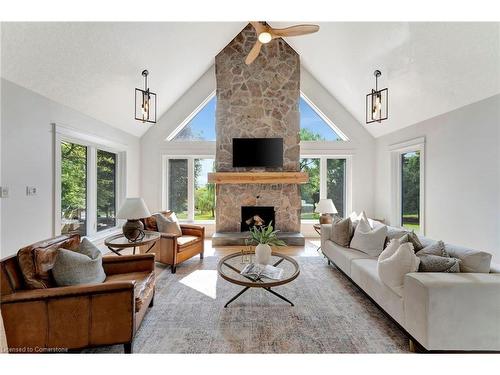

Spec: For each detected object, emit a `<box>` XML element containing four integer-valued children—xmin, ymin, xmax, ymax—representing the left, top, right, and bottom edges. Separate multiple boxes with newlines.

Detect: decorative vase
<box><xmin>255</xmin><ymin>243</ymin><xmax>272</xmax><ymax>265</ymax></box>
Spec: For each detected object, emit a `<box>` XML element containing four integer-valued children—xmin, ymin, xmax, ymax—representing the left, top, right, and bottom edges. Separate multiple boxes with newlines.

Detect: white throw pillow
<box><xmin>155</xmin><ymin>212</ymin><xmax>182</xmax><ymax>236</ymax></box>
<box><xmin>350</xmin><ymin>217</ymin><xmax>387</xmax><ymax>256</ymax></box>
<box><xmin>377</xmin><ymin>241</ymin><xmax>420</xmax><ymax>295</ymax></box>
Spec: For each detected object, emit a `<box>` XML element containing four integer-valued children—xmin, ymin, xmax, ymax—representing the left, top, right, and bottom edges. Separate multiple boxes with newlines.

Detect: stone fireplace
<box><xmin>213</xmin><ymin>23</ymin><xmax>303</xmax><ymax>240</ymax></box>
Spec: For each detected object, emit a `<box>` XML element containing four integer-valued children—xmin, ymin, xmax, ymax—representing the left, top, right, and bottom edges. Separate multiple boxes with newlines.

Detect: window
<box><xmin>300</xmin><ymin>156</ymin><xmax>349</xmax><ymax>221</ymax></box>
<box><xmin>56</xmin><ymin>125</ymin><xmax>123</xmax><ymax>238</ymax></box>
<box><xmin>401</xmin><ymin>151</ymin><xmax>421</xmax><ymax>232</ymax></box>
<box><xmin>165</xmin><ymin>157</ymin><xmax>215</xmax><ymax>222</ymax></box>
<box><xmin>61</xmin><ymin>141</ymin><xmax>87</xmax><ymax>236</ymax></box>
<box><xmin>170</xmin><ymin>96</ymin><xmax>216</xmax><ymax>141</ymax></box>
<box><xmin>299</xmin><ymin>95</ymin><xmax>347</xmax><ymax>142</ymax></box>
<box><xmin>391</xmin><ymin>137</ymin><xmax>425</xmax><ymax>234</ymax></box>
<box><xmin>194</xmin><ymin>159</ymin><xmax>215</xmax><ymax>220</ymax></box>
<box><xmin>96</xmin><ymin>149</ymin><xmax>117</xmax><ymax>232</ymax></box>
<box><xmin>168</xmin><ymin>159</ymin><xmax>189</xmax><ymax>219</ymax></box>
<box><xmin>326</xmin><ymin>158</ymin><xmax>346</xmax><ymax>218</ymax></box>
<box><xmin>167</xmin><ymin>93</ymin><xmax>348</xmax><ymax>143</ymax></box>
<box><xmin>300</xmin><ymin>158</ymin><xmax>320</xmax><ymax>220</ymax></box>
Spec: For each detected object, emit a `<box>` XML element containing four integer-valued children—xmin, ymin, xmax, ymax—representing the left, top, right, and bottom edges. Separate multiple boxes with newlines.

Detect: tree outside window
<box><xmin>401</xmin><ymin>151</ymin><xmax>420</xmax><ymax>232</ymax></box>
<box><xmin>61</xmin><ymin>141</ymin><xmax>87</xmax><ymax>236</ymax></box>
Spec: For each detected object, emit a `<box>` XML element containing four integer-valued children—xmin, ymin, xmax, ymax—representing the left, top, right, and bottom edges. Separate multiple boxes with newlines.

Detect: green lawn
<box><xmin>301</xmin><ymin>212</ymin><xmax>320</xmax><ymax>220</ymax></box>
<box><xmin>194</xmin><ymin>212</ymin><xmax>215</xmax><ymax>221</ymax></box>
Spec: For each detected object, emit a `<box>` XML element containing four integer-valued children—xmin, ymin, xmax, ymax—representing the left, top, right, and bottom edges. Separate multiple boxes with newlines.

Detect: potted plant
<box><xmin>247</xmin><ymin>222</ymin><xmax>286</xmax><ymax>264</ymax></box>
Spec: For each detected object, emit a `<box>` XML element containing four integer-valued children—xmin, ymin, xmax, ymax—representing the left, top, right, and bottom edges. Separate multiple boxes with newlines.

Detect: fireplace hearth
<box><xmin>241</xmin><ymin>206</ymin><xmax>275</xmax><ymax>232</ymax></box>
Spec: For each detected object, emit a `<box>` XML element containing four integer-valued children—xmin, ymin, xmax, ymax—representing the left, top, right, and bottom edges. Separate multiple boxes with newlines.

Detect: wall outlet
<box><xmin>26</xmin><ymin>186</ymin><xmax>37</xmax><ymax>196</ymax></box>
<box><xmin>0</xmin><ymin>186</ymin><xmax>8</xmax><ymax>198</ymax></box>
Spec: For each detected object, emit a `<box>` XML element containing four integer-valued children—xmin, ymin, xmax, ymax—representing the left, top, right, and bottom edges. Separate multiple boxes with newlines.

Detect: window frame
<box><xmin>162</xmin><ymin>155</ymin><xmax>216</xmax><ymax>224</ymax></box>
<box><xmin>54</xmin><ymin>124</ymin><xmax>126</xmax><ymax>239</ymax></box>
<box><xmin>390</xmin><ymin>137</ymin><xmax>425</xmax><ymax>234</ymax></box>
<box><xmin>300</xmin><ymin>153</ymin><xmax>352</xmax><ymax>224</ymax></box>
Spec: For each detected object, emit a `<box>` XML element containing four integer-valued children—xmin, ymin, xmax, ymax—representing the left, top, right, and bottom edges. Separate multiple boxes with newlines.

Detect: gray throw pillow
<box><xmin>155</xmin><ymin>212</ymin><xmax>182</xmax><ymax>236</ymax></box>
<box><xmin>417</xmin><ymin>240</ymin><xmax>448</xmax><ymax>257</ymax></box>
<box><xmin>417</xmin><ymin>254</ymin><xmax>460</xmax><ymax>273</ymax></box>
<box><xmin>330</xmin><ymin>217</ymin><xmax>352</xmax><ymax>247</ymax></box>
<box><xmin>52</xmin><ymin>238</ymin><xmax>106</xmax><ymax>286</ymax></box>
<box><xmin>416</xmin><ymin>240</ymin><xmax>460</xmax><ymax>273</ymax></box>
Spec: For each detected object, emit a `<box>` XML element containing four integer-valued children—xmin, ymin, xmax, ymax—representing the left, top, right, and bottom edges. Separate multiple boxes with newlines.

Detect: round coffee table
<box><xmin>217</xmin><ymin>252</ymin><xmax>300</xmax><ymax>308</ymax></box>
<box><xmin>104</xmin><ymin>231</ymin><xmax>160</xmax><ymax>256</ymax></box>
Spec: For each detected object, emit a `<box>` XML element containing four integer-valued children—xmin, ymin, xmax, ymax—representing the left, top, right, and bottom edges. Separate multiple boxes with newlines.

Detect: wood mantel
<box><xmin>207</xmin><ymin>172</ymin><xmax>309</xmax><ymax>185</ymax></box>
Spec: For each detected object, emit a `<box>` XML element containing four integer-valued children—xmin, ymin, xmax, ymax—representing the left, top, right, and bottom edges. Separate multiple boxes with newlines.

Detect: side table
<box><xmin>104</xmin><ymin>231</ymin><xmax>160</xmax><ymax>256</ymax></box>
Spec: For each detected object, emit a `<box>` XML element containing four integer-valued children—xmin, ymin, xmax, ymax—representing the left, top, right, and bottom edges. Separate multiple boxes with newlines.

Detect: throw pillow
<box><xmin>329</xmin><ymin>217</ymin><xmax>352</xmax><ymax>247</ymax></box>
<box><xmin>155</xmin><ymin>212</ymin><xmax>182</xmax><ymax>236</ymax></box>
<box><xmin>350</xmin><ymin>217</ymin><xmax>388</xmax><ymax>257</ymax></box>
<box><xmin>377</xmin><ymin>242</ymin><xmax>420</xmax><ymax>295</ymax></box>
<box><xmin>417</xmin><ymin>254</ymin><xmax>460</xmax><ymax>273</ymax></box>
<box><xmin>416</xmin><ymin>240</ymin><xmax>447</xmax><ymax>257</ymax></box>
<box><xmin>415</xmin><ymin>240</ymin><xmax>462</xmax><ymax>273</ymax></box>
<box><xmin>407</xmin><ymin>231</ymin><xmax>424</xmax><ymax>252</ymax></box>
<box><xmin>383</xmin><ymin>226</ymin><xmax>408</xmax><ymax>249</ymax></box>
<box><xmin>349</xmin><ymin>211</ymin><xmax>369</xmax><ymax>238</ymax></box>
<box><xmin>52</xmin><ymin>238</ymin><xmax>106</xmax><ymax>286</ymax></box>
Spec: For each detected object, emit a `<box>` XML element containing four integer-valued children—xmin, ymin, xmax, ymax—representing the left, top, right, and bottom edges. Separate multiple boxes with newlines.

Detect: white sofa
<box><xmin>320</xmin><ymin>224</ymin><xmax>500</xmax><ymax>352</ymax></box>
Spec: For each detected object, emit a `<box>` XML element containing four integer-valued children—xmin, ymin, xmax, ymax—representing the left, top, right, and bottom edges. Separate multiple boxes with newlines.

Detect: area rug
<box><xmin>86</xmin><ymin>255</ymin><xmax>408</xmax><ymax>353</ymax></box>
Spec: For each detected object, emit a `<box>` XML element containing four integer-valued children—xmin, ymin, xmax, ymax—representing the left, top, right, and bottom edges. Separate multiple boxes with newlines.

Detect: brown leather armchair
<box><xmin>0</xmin><ymin>234</ymin><xmax>155</xmax><ymax>353</ymax></box>
<box><xmin>141</xmin><ymin>211</ymin><xmax>205</xmax><ymax>273</ymax></box>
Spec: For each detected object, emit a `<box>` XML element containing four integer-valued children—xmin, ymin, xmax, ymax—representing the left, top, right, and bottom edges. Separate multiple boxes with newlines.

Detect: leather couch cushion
<box><xmin>177</xmin><ymin>236</ymin><xmax>200</xmax><ymax>248</ymax></box>
<box><xmin>105</xmin><ymin>271</ymin><xmax>155</xmax><ymax>312</ymax></box>
<box><xmin>143</xmin><ymin>211</ymin><xmax>173</xmax><ymax>232</ymax></box>
<box><xmin>17</xmin><ymin>235</ymin><xmax>80</xmax><ymax>289</ymax></box>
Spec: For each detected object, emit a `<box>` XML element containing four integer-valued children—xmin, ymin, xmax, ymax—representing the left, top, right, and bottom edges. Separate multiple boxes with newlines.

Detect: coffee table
<box><xmin>217</xmin><ymin>252</ymin><xmax>300</xmax><ymax>308</ymax></box>
<box><xmin>104</xmin><ymin>231</ymin><xmax>160</xmax><ymax>256</ymax></box>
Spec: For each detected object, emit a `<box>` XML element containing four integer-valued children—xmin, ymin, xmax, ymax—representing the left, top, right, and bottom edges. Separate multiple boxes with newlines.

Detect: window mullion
<box><xmin>188</xmin><ymin>158</ymin><xmax>195</xmax><ymax>221</ymax></box>
<box><xmin>319</xmin><ymin>157</ymin><xmax>327</xmax><ymax>199</ymax></box>
<box><xmin>87</xmin><ymin>146</ymin><xmax>97</xmax><ymax>236</ymax></box>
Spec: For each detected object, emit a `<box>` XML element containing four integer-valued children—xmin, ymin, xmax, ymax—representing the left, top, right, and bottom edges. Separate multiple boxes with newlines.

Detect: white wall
<box><xmin>140</xmin><ymin>66</ymin><xmax>376</xmax><ymax>236</ymax></box>
<box><xmin>374</xmin><ymin>94</ymin><xmax>500</xmax><ymax>261</ymax></box>
<box><xmin>0</xmin><ymin>79</ymin><xmax>141</xmax><ymax>257</ymax></box>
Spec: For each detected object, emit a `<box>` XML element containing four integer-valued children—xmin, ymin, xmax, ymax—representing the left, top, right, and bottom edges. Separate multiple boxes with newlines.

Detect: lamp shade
<box><xmin>116</xmin><ymin>198</ymin><xmax>151</xmax><ymax>220</ymax></box>
<box><xmin>314</xmin><ymin>199</ymin><xmax>338</xmax><ymax>214</ymax></box>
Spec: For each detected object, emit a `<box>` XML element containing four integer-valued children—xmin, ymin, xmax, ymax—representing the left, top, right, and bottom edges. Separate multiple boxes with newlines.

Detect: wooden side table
<box><xmin>104</xmin><ymin>231</ymin><xmax>160</xmax><ymax>256</ymax></box>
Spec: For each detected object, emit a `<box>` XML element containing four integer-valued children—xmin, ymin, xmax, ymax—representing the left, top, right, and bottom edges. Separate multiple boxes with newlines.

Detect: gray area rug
<box><xmin>87</xmin><ymin>255</ymin><xmax>408</xmax><ymax>353</ymax></box>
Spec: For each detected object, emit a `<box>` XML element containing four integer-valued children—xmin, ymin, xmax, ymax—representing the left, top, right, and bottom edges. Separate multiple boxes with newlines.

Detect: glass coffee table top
<box><xmin>217</xmin><ymin>252</ymin><xmax>300</xmax><ymax>307</ymax></box>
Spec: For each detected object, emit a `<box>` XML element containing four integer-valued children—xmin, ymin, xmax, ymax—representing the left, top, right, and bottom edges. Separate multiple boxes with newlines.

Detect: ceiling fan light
<box><xmin>258</xmin><ymin>32</ymin><xmax>272</xmax><ymax>44</ymax></box>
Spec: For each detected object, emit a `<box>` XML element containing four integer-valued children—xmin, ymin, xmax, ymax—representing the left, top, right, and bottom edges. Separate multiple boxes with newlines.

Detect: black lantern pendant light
<box><xmin>366</xmin><ymin>70</ymin><xmax>388</xmax><ymax>124</ymax></box>
<box><xmin>135</xmin><ymin>69</ymin><xmax>157</xmax><ymax>124</ymax></box>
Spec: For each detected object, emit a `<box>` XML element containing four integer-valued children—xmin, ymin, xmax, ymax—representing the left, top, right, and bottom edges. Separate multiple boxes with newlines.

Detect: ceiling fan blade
<box><xmin>250</xmin><ymin>21</ymin><xmax>267</xmax><ymax>35</ymax></box>
<box><xmin>245</xmin><ymin>40</ymin><xmax>263</xmax><ymax>65</ymax></box>
<box><xmin>271</xmin><ymin>24</ymin><xmax>320</xmax><ymax>38</ymax></box>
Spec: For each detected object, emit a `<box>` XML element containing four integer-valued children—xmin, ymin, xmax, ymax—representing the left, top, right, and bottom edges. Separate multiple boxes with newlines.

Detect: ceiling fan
<box><xmin>245</xmin><ymin>21</ymin><xmax>320</xmax><ymax>65</ymax></box>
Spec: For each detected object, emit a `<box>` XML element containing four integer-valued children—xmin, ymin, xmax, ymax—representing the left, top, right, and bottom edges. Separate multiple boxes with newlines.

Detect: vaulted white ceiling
<box><xmin>2</xmin><ymin>22</ymin><xmax>499</xmax><ymax>138</ymax></box>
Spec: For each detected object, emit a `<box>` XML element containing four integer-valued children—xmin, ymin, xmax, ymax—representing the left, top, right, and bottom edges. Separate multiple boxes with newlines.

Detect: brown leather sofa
<box><xmin>0</xmin><ymin>234</ymin><xmax>155</xmax><ymax>353</ymax></box>
<box><xmin>141</xmin><ymin>211</ymin><xmax>205</xmax><ymax>273</ymax></box>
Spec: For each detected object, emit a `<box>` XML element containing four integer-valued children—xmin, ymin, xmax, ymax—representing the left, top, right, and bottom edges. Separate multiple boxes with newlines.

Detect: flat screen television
<box><xmin>232</xmin><ymin>138</ymin><xmax>283</xmax><ymax>168</ymax></box>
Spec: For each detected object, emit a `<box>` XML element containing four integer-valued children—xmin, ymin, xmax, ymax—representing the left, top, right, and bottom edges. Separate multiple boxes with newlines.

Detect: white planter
<box><xmin>255</xmin><ymin>243</ymin><xmax>272</xmax><ymax>265</ymax></box>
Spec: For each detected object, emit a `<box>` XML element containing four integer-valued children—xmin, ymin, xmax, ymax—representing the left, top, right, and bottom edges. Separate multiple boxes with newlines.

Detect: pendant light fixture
<box><xmin>366</xmin><ymin>70</ymin><xmax>388</xmax><ymax>124</ymax></box>
<box><xmin>135</xmin><ymin>69</ymin><xmax>157</xmax><ymax>124</ymax></box>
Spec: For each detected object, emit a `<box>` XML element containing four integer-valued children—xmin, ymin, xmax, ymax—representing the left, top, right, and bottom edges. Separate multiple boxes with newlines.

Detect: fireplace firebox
<box><xmin>241</xmin><ymin>206</ymin><xmax>275</xmax><ymax>232</ymax></box>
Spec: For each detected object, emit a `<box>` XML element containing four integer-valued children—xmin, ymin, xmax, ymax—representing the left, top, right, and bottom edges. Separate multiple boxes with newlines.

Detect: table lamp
<box><xmin>116</xmin><ymin>197</ymin><xmax>151</xmax><ymax>241</ymax></box>
<box><xmin>314</xmin><ymin>199</ymin><xmax>338</xmax><ymax>224</ymax></box>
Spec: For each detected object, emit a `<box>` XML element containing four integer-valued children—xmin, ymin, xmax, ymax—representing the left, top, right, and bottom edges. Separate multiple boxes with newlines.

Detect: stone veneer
<box><xmin>214</xmin><ymin>23</ymin><xmax>301</xmax><ymax>233</ymax></box>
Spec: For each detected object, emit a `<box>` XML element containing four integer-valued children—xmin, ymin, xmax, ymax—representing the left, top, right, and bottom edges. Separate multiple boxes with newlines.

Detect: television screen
<box><xmin>232</xmin><ymin>138</ymin><xmax>283</xmax><ymax>168</ymax></box>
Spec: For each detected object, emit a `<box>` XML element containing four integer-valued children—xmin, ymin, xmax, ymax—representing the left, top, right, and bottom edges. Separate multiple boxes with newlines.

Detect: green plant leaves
<box><xmin>247</xmin><ymin>222</ymin><xmax>286</xmax><ymax>246</ymax></box>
